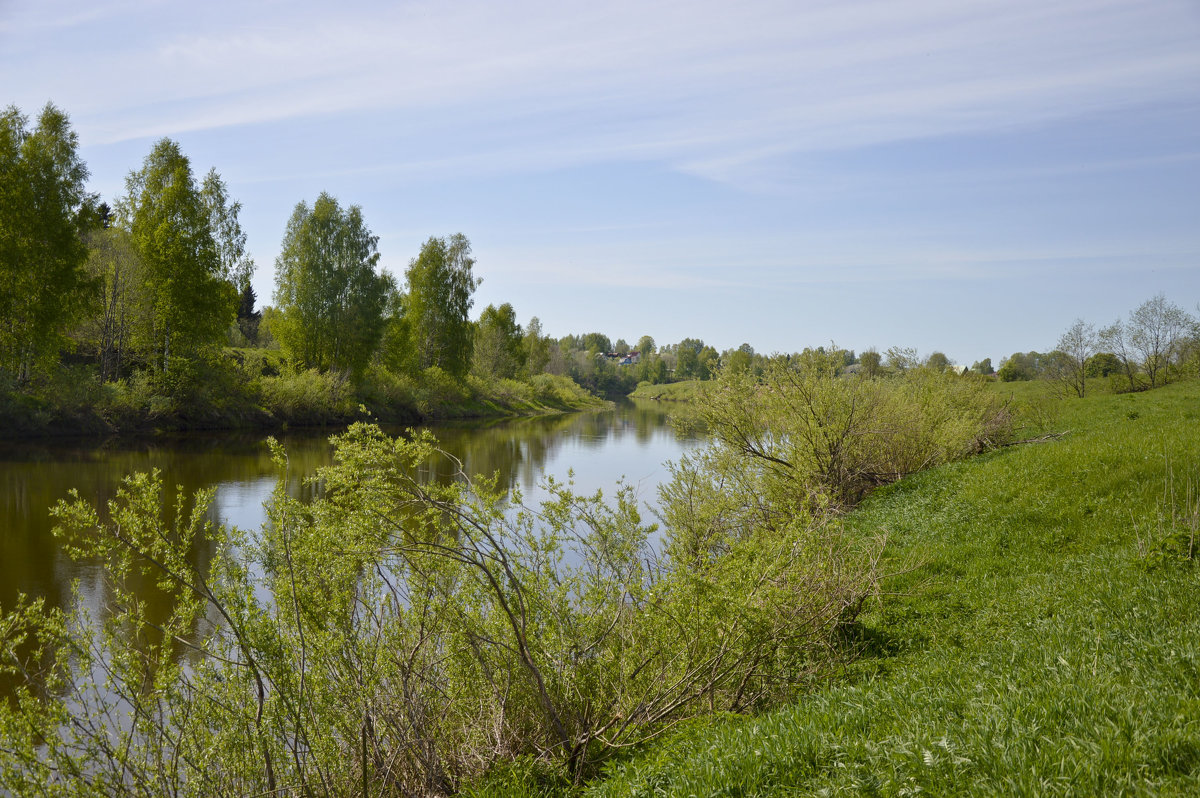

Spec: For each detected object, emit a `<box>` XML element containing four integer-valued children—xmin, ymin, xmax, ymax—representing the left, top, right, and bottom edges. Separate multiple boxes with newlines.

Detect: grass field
<box><xmin>519</xmin><ymin>380</ymin><xmax>1200</xmax><ymax>796</ymax></box>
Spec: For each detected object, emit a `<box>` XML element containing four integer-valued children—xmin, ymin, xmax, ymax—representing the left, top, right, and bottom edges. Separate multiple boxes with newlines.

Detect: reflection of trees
<box><xmin>0</xmin><ymin>406</ymin><xmax>696</xmax><ymax>698</ymax></box>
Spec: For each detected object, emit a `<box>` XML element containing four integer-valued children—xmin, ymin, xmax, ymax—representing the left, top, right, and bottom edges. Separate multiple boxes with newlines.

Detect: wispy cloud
<box><xmin>4</xmin><ymin>0</ymin><xmax>1197</xmax><ymax>189</ymax></box>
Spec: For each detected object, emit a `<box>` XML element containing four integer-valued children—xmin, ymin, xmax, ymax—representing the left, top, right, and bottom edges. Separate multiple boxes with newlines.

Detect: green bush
<box><xmin>411</xmin><ymin>365</ymin><xmax>470</xmax><ymax>415</ymax></box>
<box><xmin>0</xmin><ymin>422</ymin><xmax>885</xmax><ymax>794</ymax></box>
<box><xmin>698</xmin><ymin>353</ymin><xmax>1014</xmax><ymax>508</ymax></box>
<box><xmin>260</xmin><ymin>368</ymin><xmax>355</xmax><ymax>425</ymax></box>
<box><xmin>530</xmin><ymin>373</ymin><xmax>596</xmax><ymax>408</ymax></box>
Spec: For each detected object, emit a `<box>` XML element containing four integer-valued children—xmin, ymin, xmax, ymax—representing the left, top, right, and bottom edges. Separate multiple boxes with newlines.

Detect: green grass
<box><xmin>566</xmin><ymin>380</ymin><xmax>1200</xmax><ymax>796</ymax></box>
<box><xmin>628</xmin><ymin>380</ymin><xmax>708</xmax><ymax>401</ymax></box>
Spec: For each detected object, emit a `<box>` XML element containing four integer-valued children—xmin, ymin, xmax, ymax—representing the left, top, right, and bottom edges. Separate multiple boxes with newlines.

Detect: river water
<box><xmin>0</xmin><ymin>400</ymin><xmax>700</xmax><ymax>648</ymax></box>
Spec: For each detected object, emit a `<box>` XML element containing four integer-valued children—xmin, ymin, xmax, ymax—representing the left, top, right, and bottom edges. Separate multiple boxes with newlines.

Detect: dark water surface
<box><xmin>0</xmin><ymin>400</ymin><xmax>699</xmax><ymax>634</ymax></box>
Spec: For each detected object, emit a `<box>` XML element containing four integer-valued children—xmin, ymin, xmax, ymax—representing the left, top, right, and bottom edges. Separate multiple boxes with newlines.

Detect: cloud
<box><xmin>4</xmin><ymin>0</ymin><xmax>1198</xmax><ymax>188</ymax></box>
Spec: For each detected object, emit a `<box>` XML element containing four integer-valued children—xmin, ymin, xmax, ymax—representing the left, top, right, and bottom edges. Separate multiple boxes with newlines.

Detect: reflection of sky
<box><xmin>1</xmin><ymin>404</ymin><xmax>701</xmax><ymax>702</ymax></box>
<box><xmin>204</xmin><ymin>413</ymin><xmax>700</xmax><ymax>537</ymax></box>
<box><xmin>210</xmin><ymin>476</ymin><xmax>278</xmax><ymax>533</ymax></box>
<box><xmin>521</xmin><ymin>426</ymin><xmax>700</xmax><ymax>509</ymax></box>
<box><xmin>1</xmin><ymin>403</ymin><xmax>699</xmax><ymax>623</ymax></box>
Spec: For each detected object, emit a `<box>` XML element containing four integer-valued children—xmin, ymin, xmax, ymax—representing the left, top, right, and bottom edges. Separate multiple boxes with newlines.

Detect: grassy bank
<box><xmin>627</xmin><ymin>379</ymin><xmax>707</xmax><ymax>401</ymax></box>
<box><xmin>514</xmin><ymin>380</ymin><xmax>1200</xmax><ymax>796</ymax></box>
<box><xmin>0</xmin><ymin>352</ymin><xmax>606</xmax><ymax>439</ymax></box>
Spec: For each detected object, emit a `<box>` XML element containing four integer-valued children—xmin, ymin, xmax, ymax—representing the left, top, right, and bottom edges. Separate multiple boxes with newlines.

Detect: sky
<box><xmin>2</xmin><ymin>0</ymin><xmax>1198</xmax><ymax>364</ymax></box>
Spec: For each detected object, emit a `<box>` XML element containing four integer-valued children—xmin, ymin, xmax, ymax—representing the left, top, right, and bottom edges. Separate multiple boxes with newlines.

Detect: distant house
<box><xmin>601</xmin><ymin>351</ymin><xmax>641</xmax><ymax>366</ymax></box>
<box><xmin>948</xmin><ymin>364</ymin><xmax>969</xmax><ymax>376</ymax></box>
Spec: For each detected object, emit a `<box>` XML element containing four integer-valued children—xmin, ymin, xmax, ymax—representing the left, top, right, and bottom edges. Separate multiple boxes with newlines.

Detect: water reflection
<box><xmin>0</xmin><ymin>400</ymin><xmax>699</xmax><ymax>637</ymax></box>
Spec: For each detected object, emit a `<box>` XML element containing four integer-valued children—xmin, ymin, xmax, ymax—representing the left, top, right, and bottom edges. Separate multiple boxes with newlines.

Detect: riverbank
<box><xmin>0</xmin><ymin>360</ymin><xmax>607</xmax><ymax>440</ymax></box>
<box><xmin>554</xmin><ymin>379</ymin><xmax>1200</xmax><ymax>796</ymax></box>
<box><xmin>627</xmin><ymin>379</ymin><xmax>706</xmax><ymax>401</ymax></box>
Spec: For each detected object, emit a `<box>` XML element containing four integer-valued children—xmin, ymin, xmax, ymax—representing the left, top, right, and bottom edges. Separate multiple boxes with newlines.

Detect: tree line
<box><xmin>6</xmin><ymin>102</ymin><xmax>1197</xmax><ymax>432</ymax></box>
<box><xmin>1</xmin><ymin>102</ymin><xmax>754</xmax><ymax>425</ymax></box>
<box><xmin>998</xmin><ymin>295</ymin><xmax>1199</xmax><ymax>397</ymax></box>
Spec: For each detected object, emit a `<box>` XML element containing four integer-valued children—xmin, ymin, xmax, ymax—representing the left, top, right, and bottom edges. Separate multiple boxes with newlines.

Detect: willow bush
<box><xmin>0</xmin><ymin>355</ymin><xmax>1010</xmax><ymax>795</ymax></box>
<box><xmin>691</xmin><ymin>351</ymin><xmax>1014</xmax><ymax>509</ymax></box>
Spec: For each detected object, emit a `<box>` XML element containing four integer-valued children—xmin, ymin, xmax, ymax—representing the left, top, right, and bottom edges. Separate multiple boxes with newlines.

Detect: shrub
<box><xmin>411</xmin><ymin>365</ymin><xmax>469</xmax><ymax>415</ymax></box>
<box><xmin>260</xmin><ymin>368</ymin><xmax>355</xmax><ymax>425</ymax></box>
<box><xmin>0</xmin><ymin>423</ymin><xmax>885</xmax><ymax>794</ymax></box>
<box><xmin>699</xmin><ymin>353</ymin><xmax>1014</xmax><ymax>508</ymax></box>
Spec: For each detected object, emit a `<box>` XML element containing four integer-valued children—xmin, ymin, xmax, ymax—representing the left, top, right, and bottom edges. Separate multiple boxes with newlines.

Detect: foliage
<box><xmin>273</xmin><ymin>192</ymin><xmax>393</xmax><ymax>377</ymax></box>
<box><xmin>1085</xmin><ymin>351</ymin><xmax>1123</xmax><ymax>378</ymax></box>
<box><xmin>970</xmin><ymin>356</ymin><xmax>994</xmax><ymax>375</ymax></box>
<box><xmin>1045</xmin><ymin>318</ymin><xmax>1096</xmax><ymax>398</ymax></box>
<box><xmin>404</xmin><ymin>233</ymin><xmax>481</xmax><ymax>378</ymax></box>
<box><xmin>698</xmin><ymin>352</ymin><xmax>1013</xmax><ymax>507</ymax></box>
<box><xmin>0</xmin><ymin>103</ymin><xmax>95</xmax><ymax>384</ymax></box>
<box><xmin>859</xmin><ymin>348</ymin><xmax>882</xmax><ymax>378</ymax></box>
<box><xmin>474</xmin><ymin>302</ymin><xmax>525</xmax><ymax>380</ymax></box>
<box><xmin>884</xmin><ymin>345</ymin><xmax>919</xmax><ymax>373</ymax></box>
<box><xmin>259</xmin><ymin>367</ymin><xmax>356</xmax><ymax>425</ymax></box>
<box><xmin>199</xmin><ymin>167</ymin><xmax>254</xmax><ymax>292</ymax></box>
<box><xmin>121</xmin><ymin>139</ymin><xmax>237</xmax><ymax>371</ymax></box>
<box><xmin>74</xmin><ymin>227</ymin><xmax>147</xmax><ymax>381</ymax></box>
<box><xmin>673</xmin><ymin>338</ymin><xmax>714</xmax><ymax>380</ymax></box>
<box><xmin>585</xmin><ymin>379</ymin><xmax>1200</xmax><ymax>798</ymax></box>
<box><xmin>925</xmin><ymin>351</ymin><xmax>950</xmax><ymax>371</ymax></box>
<box><xmin>523</xmin><ymin>316</ymin><xmax>551</xmax><ymax>377</ymax></box>
<box><xmin>0</xmin><ymin>420</ymin><xmax>885</xmax><ymax>794</ymax></box>
<box><xmin>997</xmin><ymin>350</ymin><xmax>1050</xmax><ymax>382</ymax></box>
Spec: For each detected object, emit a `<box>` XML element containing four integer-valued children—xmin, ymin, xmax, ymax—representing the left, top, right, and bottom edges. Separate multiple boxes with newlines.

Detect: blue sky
<box><xmin>3</xmin><ymin>0</ymin><xmax>1198</xmax><ymax>364</ymax></box>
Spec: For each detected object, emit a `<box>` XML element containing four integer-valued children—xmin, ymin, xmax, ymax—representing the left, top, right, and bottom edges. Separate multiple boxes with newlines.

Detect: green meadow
<box><xmin>527</xmin><ymin>380</ymin><xmax>1200</xmax><ymax>797</ymax></box>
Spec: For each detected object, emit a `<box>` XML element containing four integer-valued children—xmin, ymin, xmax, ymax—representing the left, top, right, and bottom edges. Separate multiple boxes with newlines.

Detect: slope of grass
<box><xmin>580</xmin><ymin>380</ymin><xmax>1200</xmax><ymax>796</ymax></box>
<box><xmin>627</xmin><ymin>380</ymin><xmax>708</xmax><ymax>401</ymax></box>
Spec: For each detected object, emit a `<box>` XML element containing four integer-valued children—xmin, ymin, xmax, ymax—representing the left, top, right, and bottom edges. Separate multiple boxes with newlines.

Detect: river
<box><xmin>0</xmin><ymin>399</ymin><xmax>700</xmax><ymax>659</ymax></box>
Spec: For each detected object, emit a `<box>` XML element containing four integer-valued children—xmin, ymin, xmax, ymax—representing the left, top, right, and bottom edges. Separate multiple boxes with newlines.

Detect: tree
<box><xmin>885</xmin><ymin>346</ymin><xmax>918</xmax><ymax>373</ymax></box>
<box><xmin>1050</xmin><ymin>318</ymin><xmax>1096</xmax><ymax>398</ymax></box>
<box><xmin>636</xmin><ymin>335</ymin><xmax>656</xmax><ymax>356</ymax></box>
<box><xmin>1084</xmin><ymin>352</ymin><xmax>1122</xmax><ymax>378</ymax></box>
<box><xmin>473</xmin><ymin>302</ymin><xmax>524</xmax><ymax>380</ymax></box>
<box><xmin>0</xmin><ymin>103</ymin><xmax>95</xmax><ymax>383</ymax></box>
<box><xmin>523</xmin><ymin>316</ymin><xmax>551</xmax><ymax>376</ymax></box>
<box><xmin>404</xmin><ymin>234</ymin><xmax>480</xmax><ymax>378</ymax></box>
<box><xmin>860</xmin><ymin>349</ymin><xmax>881</xmax><ymax>378</ymax></box>
<box><xmin>77</xmin><ymin>227</ymin><xmax>146</xmax><ymax>381</ymax></box>
<box><xmin>970</xmin><ymin>358</ymin><xmax>994</xmax><ymax>376</ymax></box>
<box><xmin>1128</xmin><ymin>294</ymin><xmax>1193</xmax><ymax>388</ymax></box>
<box><xmin>1098</xmin><ymin>321</ymin><xmax>1140</xmax><ymax>392</ymax></box>
<box><xmin>697</xmin><ymin>345</ymin><xmax>720</xmax><ymax>380</ymax></box>
<box><xmin>925</xmin><ymin>351</ymin><xmax>950</xmax><ymax>372</ymax></box>
<box><xmin>580</xmin><ymin>332</ymin><xmax>612</xmax><ymax>354</ymax></box>
<box><xmin>200</xmin><ymin>168</ymin><xmax>254</xmax><ymax>292</ymax></box>
<box><xmin>724</xmin><ymin>346</ymin><xmax>752</xmax><ymax>375</ymax></box>
<box><xmin>997</xmin><ymin>351</ymin><xmax>1046</xmax><ymax>382</ymax></box>
<box><xmin>122</xmin><ymin>139</ymin><xmax>236</xmax><ymax>371</ymax></box>
<box><xmin>273</xmin><ymin>193</ymin><xmax>392</xmax><ymax>375</ymax></box>
<box><xmin>236</xmin><ymin>282</ymin><xmax>262</xmax><ymax>344</ymax></box>
<box><xmin>674</xmin><ymin>338</ymin><xmax>706</xmax><ymax>380</ymax></box>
